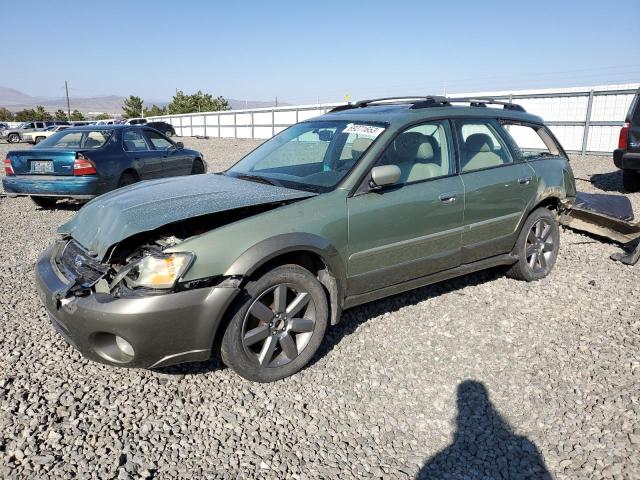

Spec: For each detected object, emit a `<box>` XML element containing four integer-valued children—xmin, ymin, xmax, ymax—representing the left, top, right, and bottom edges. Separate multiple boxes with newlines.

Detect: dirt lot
<box><xmin>0</xmin><ymin>138</ymin><xmax>639</xmax><ymax>479</ymax></box>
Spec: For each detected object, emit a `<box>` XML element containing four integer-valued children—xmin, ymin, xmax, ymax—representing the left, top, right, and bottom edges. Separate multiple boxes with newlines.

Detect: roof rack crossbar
<box><xmin>444</xmin><ymin>97</ymin><xmax>526</xmax><ymax>112</ymax></box>
<box><xmin>329</xmin><ymin>95</ymin><xmax>448</xmax><ymax>112</ymax></box>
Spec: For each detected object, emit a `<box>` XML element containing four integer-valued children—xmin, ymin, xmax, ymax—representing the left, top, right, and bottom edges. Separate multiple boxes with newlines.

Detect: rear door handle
<box><xmin>518</xmin><ymin>176</ymin><xmax>532</xmax><ymax>185</ymax></box>
<box><xmin>438</xmin><ymin>192</ymin><xmax>457</xmax><ymax>203</ymax></box>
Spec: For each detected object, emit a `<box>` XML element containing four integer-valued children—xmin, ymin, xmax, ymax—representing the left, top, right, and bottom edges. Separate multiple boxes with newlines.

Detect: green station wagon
<box><xmin>35</xmin><ymin>96</ymin><xmax>576</xmax><ymax>382</ymax></box>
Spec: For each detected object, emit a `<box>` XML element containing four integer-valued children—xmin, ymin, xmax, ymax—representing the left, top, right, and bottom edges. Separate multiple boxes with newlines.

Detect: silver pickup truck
<box><xmin>0</xmin><ymin>121</ymin><xmax>61</xmax><ymax>143</ymax></box>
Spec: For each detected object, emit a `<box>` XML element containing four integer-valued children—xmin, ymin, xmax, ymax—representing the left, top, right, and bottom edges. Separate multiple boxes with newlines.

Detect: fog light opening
<box><xmin>91</xmin><ymin>332</ymin><xmax>135</xmax><ymax>364</ymax></box>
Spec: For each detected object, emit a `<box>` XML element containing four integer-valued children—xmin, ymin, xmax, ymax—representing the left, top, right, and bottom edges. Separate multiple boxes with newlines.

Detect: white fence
<box><xmin>148</xmin><ymin>84</ymin><xmax>639</xmax><ymax>154</ymax></box>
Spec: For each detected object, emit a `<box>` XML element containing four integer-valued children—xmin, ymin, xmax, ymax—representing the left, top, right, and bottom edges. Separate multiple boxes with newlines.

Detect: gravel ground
<box><xmin>0</xmin><ymin>138</ymin><xmax>639</xmax><ymax>479</ymax></box>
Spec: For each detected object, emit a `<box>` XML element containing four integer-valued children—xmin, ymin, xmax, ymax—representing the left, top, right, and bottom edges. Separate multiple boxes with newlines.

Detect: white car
<box><xmin>22</xmin><ymin>125</ymin><xmax>70</xmax><ymax>144</ymax></box>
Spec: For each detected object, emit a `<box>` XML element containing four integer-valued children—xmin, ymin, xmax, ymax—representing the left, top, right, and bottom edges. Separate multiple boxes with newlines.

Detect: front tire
<box><xmin>221</xmin><ymin>265</ymin><xmax>329</xmax><ymax>382</ymax></box>
<box><xmin>191</xmin><ymin>158</ymin><xmax>205</xmax><ymax>174</ymax></box>
<box><xmin>622</xmin><ymin>169</ymin><xmax>640</xmax><ymax>192</ymax></box>
<box><xmin>7</xmin><ymin>133</ymin><xmax>19</xmax><ymax>143</ymax></box>
<box><xmin>31</xmin><ymin>196</ymin><xmax>58</xmax><ymax>208</ymax></box>
<box><xmin>506</xmin><ymin>207</ymin><xmax>560</xmax><ymax>281</ymax></box>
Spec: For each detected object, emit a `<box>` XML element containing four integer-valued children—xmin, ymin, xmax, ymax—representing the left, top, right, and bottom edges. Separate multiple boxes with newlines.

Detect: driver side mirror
<box><xmin>369</xmin><ymin>165</ymin><xmax>401</xmax><ymax>190</ymax></box>
<box><xmin>175</xmin><ymin>141</ymin><xmax>184</xmax><ymax>149</ymax></box>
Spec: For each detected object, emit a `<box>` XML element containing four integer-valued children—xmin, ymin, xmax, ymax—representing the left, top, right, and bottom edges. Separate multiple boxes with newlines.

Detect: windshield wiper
<box><xmin>235</xmin><ymin>173</ymin><xmax>280</xmax><ymax>187</ymax></box>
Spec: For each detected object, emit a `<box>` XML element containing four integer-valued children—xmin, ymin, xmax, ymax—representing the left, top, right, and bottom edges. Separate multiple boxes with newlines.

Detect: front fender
<box><xmin>225</xmin><ymin>232</ymin><xmax>346</xmax><ymax>291</ymax></box>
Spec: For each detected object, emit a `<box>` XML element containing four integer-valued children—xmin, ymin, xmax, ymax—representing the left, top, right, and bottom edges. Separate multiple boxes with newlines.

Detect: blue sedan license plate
<box><xmin>32</xmin><ymin>160</ymin><xmax>53</xmax><ymax>174</ymax></box>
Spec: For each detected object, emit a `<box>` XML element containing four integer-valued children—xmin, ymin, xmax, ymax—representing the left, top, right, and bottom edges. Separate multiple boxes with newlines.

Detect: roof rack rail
<box><xmin>329</xmin><ymin>96</ymin><xmax>448</xmax><ymax>112</ymax></box>
<box><xmin>329</xmin><ymin>95</ymin><xmax>526</xmax><ymax>113</ymax></box>
<box><xmin>441</xmin><ymin>97</ymin><xmax>526</xmax><ymax>112</ymax></box>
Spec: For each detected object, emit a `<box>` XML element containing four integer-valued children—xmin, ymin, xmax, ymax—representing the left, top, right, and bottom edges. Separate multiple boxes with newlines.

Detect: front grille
<box><xmin>57</xmin><ymin>240</ymin><xmax>108</xmax><ymax>286</ymax></box>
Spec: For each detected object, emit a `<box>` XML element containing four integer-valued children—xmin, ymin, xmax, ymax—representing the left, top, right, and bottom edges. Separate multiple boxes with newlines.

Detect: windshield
<box><xmin>227</xmin><ymin>120</ymin><xmax>386</xmax><ymax>192</ymax></box>
<box><xmin>37</xmin><ymin>129</ymin><xmax>113</xmax><ymax>149</ymax></box>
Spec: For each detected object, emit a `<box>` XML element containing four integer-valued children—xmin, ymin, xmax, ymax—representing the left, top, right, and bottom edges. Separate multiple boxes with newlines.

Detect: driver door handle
<box><xmin>438</xmin><ymin>192</ymin><xmax>457</xmax><ymax>203</ymax></box>
<box><xmin>518</xmin><ymin>176</ymin><xmax>532</xmax><ymax>185</ymax></box>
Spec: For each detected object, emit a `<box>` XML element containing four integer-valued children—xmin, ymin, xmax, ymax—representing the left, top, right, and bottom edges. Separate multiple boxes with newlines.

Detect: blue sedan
<box><xmin>2</xmin><ymin>125</ymin><xmax>206</xmax><ymax>207</ymax></box>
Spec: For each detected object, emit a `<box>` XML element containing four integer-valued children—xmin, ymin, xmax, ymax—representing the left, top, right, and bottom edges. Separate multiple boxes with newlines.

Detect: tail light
<box><xmin>4</xmin><ymin>157</ymin><xmax>14</xmax><ymax>176</ymax></box>
<box><xmin>618</xmin><ymin>122</ymin><xmax>630</xmax><ymax>150</ymax></box>
<box><xmin>73</xmin><ymin>153</ymin><xmax>97</xmax><ymax>176</ymax></box>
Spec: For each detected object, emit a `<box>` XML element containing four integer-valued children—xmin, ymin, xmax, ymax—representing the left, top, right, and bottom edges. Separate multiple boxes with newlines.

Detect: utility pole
<box><xmin>275</xmin><ymin>96</ymin><xmax>278</xmax><ymax>108</ymax></box>
<box><xmin>65</xmin><ymin>81</ymin><xmax>71</xmax><ymax>119</ymax></box>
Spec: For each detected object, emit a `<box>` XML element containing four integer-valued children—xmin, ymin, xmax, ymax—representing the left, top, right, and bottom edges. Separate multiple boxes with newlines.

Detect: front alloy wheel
<box><xmin>221</xmin><ymin>265</ymin><xmax>329</xmax><ymax>382</ymax></box>
<box><xmin>242</xmin><ymin>284</ymin><xmax>317</xmax><ymax>368</ymax></box>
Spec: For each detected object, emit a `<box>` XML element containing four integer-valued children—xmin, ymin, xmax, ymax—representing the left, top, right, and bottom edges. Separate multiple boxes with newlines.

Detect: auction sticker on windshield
<box><xmin>343</xmin><ymin>124</ymin><xmax>385</xmax><ymax>137</ymax></box>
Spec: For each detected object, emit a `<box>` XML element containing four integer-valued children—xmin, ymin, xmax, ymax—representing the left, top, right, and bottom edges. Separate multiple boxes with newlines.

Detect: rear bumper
<box><xmin>35</xmin><ymin>241</ymin><xmax>241</xmax><ymax>369</ymax></box>
<box><xmin>613</xmin><ymin>149</ymin><xmax>640</xmax><ymax>170</ymax></box>
<box><xmin>2</xmin><ymin>174</ymin><xmax>105</xmax><ymax>199</ymax></box>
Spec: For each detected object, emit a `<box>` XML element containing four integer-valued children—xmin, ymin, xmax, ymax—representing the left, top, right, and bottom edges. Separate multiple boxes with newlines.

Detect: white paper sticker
<box><xmin>342</xmin><ymin>124</ymin><xmax>385</xmax><ymax>137</ymax></box>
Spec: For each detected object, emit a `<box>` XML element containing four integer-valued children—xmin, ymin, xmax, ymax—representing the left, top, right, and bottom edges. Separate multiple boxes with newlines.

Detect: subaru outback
<box><xmin>35</xmin><ymin>96</ymin><xmax>576</xmax><ymax>382</ymax></box>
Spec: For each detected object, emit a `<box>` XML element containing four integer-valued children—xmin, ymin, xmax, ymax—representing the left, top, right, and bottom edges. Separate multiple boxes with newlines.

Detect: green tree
<box><xmin>144</xmin><ymin>104</ymin><xmax>167</xmax><ymax>117</ymax></box>
<box><xmin>70</xmin><ymin>110</ymin><xmax>85</xmax><ymax>121</ymax></box>
<box><xmin>54</xmin><ymin>109</ymin><xmax>68</xmax><ymax>121</ymax></box>
<box><xmin>122</xmin><ymin>95</ymin><xmax>144</xmax><ymax>118</ymax></box>
<box><xmin>15</xmin><ymin>109</ymin><xmax>37</xmax><ymax>122</ymax></box>
<box><xmin>167</xmin><ymin>90</ymin><xmax>229</xmax><ymax>114</ymax></box>
<box><xmin>94</xmin><ymin>113</ymin><xmax>111</xmax><ymax>120</ymax></box>
<box><xmin>0</xmin><ymin>107</ymin><xmax>13</xmax><ymax>121</ymax></box>
<box><xmin>33</xmin><ymin>106</ymin><xmax>52</xmax><ymax>121</ymax></box>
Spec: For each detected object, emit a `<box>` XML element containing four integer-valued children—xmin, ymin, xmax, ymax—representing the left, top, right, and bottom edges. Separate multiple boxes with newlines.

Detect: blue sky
<box><xmin>4</xmin><ymin>0</ymin><xmax>639</xmax><ymax>103</ymax></box>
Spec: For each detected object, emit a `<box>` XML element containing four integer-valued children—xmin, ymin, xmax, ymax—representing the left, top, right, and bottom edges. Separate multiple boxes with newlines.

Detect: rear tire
<box><xmin>165</xmin><ymin>130</ymin><xmax>173</xmax><ymax>137</ymax></box>
<box><xmin>7</xmin><ymin>133</ymin><xmax>19</xmax><ymax>143</ymax></box>
<box><xmin>220</xmin><ymin>265</ymin><xmax>329</xmax><ymax>382</ymax></box>
<box><xmin>622</xmin><ymin>169</ymin><xmax>640</xmax><ymax>192</ymax></box>
<box><xmin>35</xmin><ymin>136</ymin><xmax>45</xmax><ymax>144</ymax></box>
<box><xmin>191</xmin><ymin>158</ymin><xmax>205</xmax><ymax>174</ymax></box>
<box><xmin>117</xmin><ymin>171</ymin><xmax>138</xmax><ymax>188</ymax></box>
<box><xmin>506</xmin><ymin>207</ymin><xmax>560</xmax><ymax>282</ymax></box>
<box><xmin>31</xmin><ymin>196</ymin><xmax>58</xmax><ymax>208</ymax></box>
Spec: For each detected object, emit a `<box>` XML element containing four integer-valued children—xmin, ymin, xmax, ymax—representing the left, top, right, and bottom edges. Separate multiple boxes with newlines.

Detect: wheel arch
<box><xmin>224</xmin><ymin>233</ymin><xmax>346</xmax><ymax>325</ymax></box>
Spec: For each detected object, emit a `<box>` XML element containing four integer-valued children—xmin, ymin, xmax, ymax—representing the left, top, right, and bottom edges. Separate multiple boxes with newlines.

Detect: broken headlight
<box><xmin>124</xmin><ymin>252</ymin><xmax>194</xmax><ymax>290</ymax></box>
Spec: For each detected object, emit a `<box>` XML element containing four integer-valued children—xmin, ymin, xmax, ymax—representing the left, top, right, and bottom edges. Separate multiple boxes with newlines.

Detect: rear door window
<box><xmin>123</xmin><ymin>130</ymin><xmax>150</xmax><ymax>151</ymax></box>
<box><xmin>454</xmin><ymin>119</ymin><xmax>513</xmax><ymax>172</ymax></box>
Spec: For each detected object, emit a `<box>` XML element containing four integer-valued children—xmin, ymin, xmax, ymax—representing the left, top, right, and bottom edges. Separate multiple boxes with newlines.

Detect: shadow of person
<box><xmin>416</xmin><ymin>380</ymin><xmax>551</xmax><ymax>480</ymax></box>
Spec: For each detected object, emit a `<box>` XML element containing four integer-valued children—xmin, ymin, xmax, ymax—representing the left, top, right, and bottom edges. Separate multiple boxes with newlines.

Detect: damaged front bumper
<box><xmin>35</xmin><ymin>240</ymin><xmax>241</xmax><ymax>368</ymax></box>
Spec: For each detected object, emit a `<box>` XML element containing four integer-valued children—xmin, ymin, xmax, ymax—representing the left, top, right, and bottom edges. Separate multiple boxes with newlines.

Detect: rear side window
<box><xmin>123</xmin><ymin>130</ymin><xmax>149</xmax><ymax>151</ymax></box>
<box><xmin>454</xmin><ymin>119</ymin><xmax>512</xmax><ymax>173</ymax></box>
<box><xmin>500</xmin><ymin>122</ymin><xmax>562</xmax><ymax>161</ymax></box>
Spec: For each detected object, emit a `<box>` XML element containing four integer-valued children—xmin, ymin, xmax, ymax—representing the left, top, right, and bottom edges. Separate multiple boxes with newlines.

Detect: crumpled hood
<box><xmin>58</xmin><ymin>174</ymin><xmax>315</xmax><ymax>260</ymax></box>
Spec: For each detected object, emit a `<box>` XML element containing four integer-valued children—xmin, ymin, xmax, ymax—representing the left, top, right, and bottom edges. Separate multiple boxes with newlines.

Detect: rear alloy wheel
<box><xmin>165</xmin><ymin>130</ymin><xmax>173</xmax><ymax>137</ymax></box>
<box><xmin>622</xmin><ymin>169</ymin><xmax>640</xmax><ymax>192</ymax></box>
<box><xmin>118</xmin><ymin>171</ymin><xmax>138</xmax><ymax>188</ymax></box>
<box><xmin>7</xmin><ymin>133</ymin><xmax>19</xmax><ymax>143</ymax></box>
<box><xmin>31</xmin><ymin>196</ymin><xmax>58</xmax><ymax>208</ymax></box>
<box><xmin>191</xmin><ymin>159</ymin><xmax>205</xmax><ymax>174</ymax></box>
<box><xmin>507</xmin><ymin>207</ymin><xmax>560</xmax><ymax>281</ymax></box>
<box><xmin>221</xmin><ymin>265</ymin><xmax>329</xmax><ymax>382</ymax></box>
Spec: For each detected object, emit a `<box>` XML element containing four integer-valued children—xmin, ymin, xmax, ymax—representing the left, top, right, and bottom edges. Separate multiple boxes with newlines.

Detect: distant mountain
<box><xmin>0</xmin><ymin>86</ymin><xmax>289</xmax><ymax>114</ymax></box>
<box><xmin>0</xmin><ymin>86</ymin><xmax>46</xmax><ymax>106</ymax></box>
